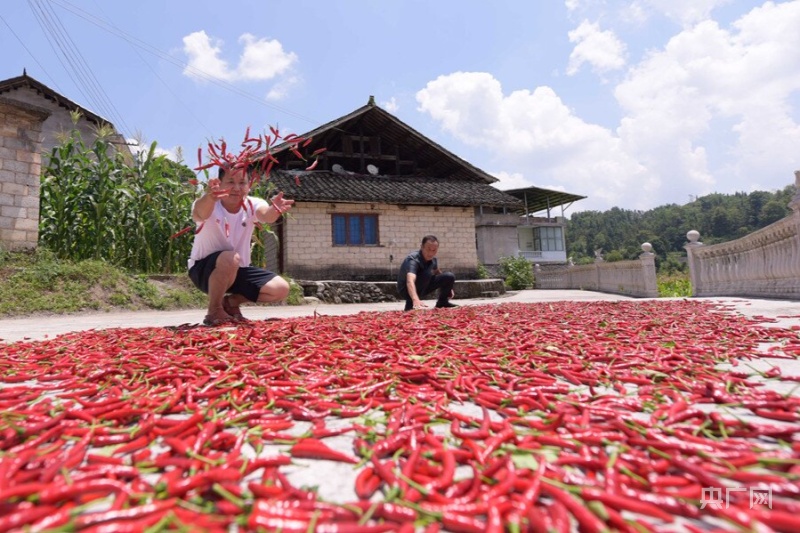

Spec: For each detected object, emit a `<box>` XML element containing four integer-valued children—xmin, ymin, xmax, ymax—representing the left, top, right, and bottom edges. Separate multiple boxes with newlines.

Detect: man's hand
<box><xmin>413</xmin><ymin>299</ymin><xmax>428</xmax><ymax>309</ymax></box>
<box><xmin>270</xmin><ymin>192</ymin><xmax>295</xmax><ymax>215</ymax></box>
<box><xmin>207</xmin><ymin>177</ymin><xmax>230</xmax><ymax>198</ymax></box>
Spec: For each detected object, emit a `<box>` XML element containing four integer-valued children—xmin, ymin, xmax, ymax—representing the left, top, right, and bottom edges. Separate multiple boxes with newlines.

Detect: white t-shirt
<box><xmin>188</xmin><ymin>196</ymin><xmax>269</xmax><ymax>270</ymax></box>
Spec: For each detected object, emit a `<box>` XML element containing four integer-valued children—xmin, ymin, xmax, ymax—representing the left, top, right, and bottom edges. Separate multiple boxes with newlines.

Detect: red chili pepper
<box><xmin>0</xmin><ymin>481</ymin><xmax>50</xmax><ymax>501</ymax></box>
<box><xmin>74</xmin><ymin>498</ymin><xmax>177</xmax><ymax>529</ymax></box>
<box><xmin>449</xmin><ymin>406</ymin><xmax>491</xmax><ymax>440</ymax></box>
<box><xmin>290</xmin><ymin>438</ymin><xmax>359</xmax><ymax>464</ymax></box>
<box><xmin>751</xmin><ymin>508</ymin><xmax>800</xmax><ymax>532</ymax></box>
<box><xmin>38</xmin><ymin>479</ymin><xmax>132</xmax><ymax>505</ymax></box>
<box><xmin>0</xmin><ymin>505</ymin><xmax>60</xmax><ymax>531</ymax></box>
<box><xmin>441</xmin><ymin>511</ymin><xmax>486</xmax><ymax>533</ymax></box>
<box><xmin>355</xmin><ymin>466</ymin><xmax>382</xmax><ymax>499</ymax></box>
<box><xmin>540</xmin><ymin>482</ymin><xmax>608</xmax><ymax>533</ymax></box>
<box><xmin>478</xmin><ymin>425</ymin><xmax>516</xmax><ymax>463</ymax></box>
<box><xmin>581</xmin><ymin>487</ymin><xmax>674</xmax><ymax>523</ymax></box>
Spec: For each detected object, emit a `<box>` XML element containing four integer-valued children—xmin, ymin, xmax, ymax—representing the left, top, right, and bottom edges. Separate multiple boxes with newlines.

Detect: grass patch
<box><xmin>0</xmin><ymin>249</ymin><xmax>309</xmax><ymax>317</ymax></box>
<box><xmin>658</xmin><ymin>272</ymin><xmax>692</xmax><ymax>297</ymax></box>
<box><xmin>0</xmin><ymin>249</ymin><xmax>207</xmax><ymax>317</ymax></box>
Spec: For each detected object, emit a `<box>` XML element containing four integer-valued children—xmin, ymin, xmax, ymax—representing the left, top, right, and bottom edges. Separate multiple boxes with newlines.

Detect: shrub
<box><xmin>476</xmin><ymin>263</ymin><xmax>489</xmax><ymax>279</ymax></box>
<box><xmin>658</xmin><ymin>273</ymin><xmax>692</xmax><ymax>297</ymax></box>
<box><xmin>284</xmin><ymin>276</ymin><xmax>305</xmax><ymax>305</ymax></box>
<box><xmin>499</xmin><ymin>255</ymin><xmax>534</xmax><ymax>290</ymax></box>
<box><xmin>658</xmin><ymin>254</ymin><xmax>688</xmax><ymax>275</ymax></box>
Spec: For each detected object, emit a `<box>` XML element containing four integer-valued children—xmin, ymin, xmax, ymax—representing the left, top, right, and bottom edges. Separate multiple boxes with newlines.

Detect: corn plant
<box><xmin>39</xmin><ymin>122</ymin><xmax>196</xmax><ymax>273</ymax></box>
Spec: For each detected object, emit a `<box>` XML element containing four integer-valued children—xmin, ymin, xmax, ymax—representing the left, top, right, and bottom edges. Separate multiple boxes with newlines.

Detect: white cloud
<box><xmin>567</xmin><ymin>20</ymin><xmax>627</xmax><ymax>75</ymax></box>
<box><xmin>127</xmin><ymin>138</ymin><xmax>180</xmax><ymax>162</ymax></box>
<box><xmin>182</xmin><ymin>31</ymin><xmax>232</xmax><ymax>80</ymax></box>
<box><xmin>236</xmin><ymin>34</ymin><xmax>298</xmax><ymax>80</ymax></box>
<box><xmin>615</xmin><ymin>1</ymin><xmax>800</xmax><ymax>197</ymax></box>
<box><xmin>416</xmin><ymin>2</ymin><xmax>800</xmax><ymax>212</ymax></box>
<box><xmin>634</xmin><ymin>0</ymin><xmax>734</xmax><ymax>27</ymax></box>
<box><xmin>491</xmin><ymin>171</ymin><xmax>528</xmax><ymax>190</ymax></box>
<box><xmin>266</xmin><ymin>75</ymin><xmax>300</xmax><ymax>101</ymax></box>
<box><xmin>382</xmin><ymin>97</ymin><xmax>399</xmax><ymax>113</ymax></box>
<box><xmin>182</xmin><ymin>30</ymin><xmax>297</xmax><ymax>87</ymax></box>
<box><xmin>416</xmin><ymin>72</ymin><xmax>650</xmax><ymax>210</ymax></box>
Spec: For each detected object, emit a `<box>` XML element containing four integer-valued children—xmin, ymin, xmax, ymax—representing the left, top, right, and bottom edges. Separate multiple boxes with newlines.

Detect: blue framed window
<box><xmin>332</xmin><ymin>214</ymin><xmax>379</xmax><ymax>246</ymax></box>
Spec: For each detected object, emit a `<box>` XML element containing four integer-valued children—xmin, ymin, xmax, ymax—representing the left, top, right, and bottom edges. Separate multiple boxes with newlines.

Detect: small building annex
<box><xmin>257</xmin><ymin>97</ymin><xmax>586</xmax><ymax>281</ymax></box>
<box><xmin>0</xmin><ymin>70</ymin><xmax>128</xmax><ymax>249</ymax></box>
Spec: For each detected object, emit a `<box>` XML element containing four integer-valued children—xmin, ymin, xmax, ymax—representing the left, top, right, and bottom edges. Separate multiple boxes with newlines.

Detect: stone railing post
<box><xmin>639</xmin><ymin>242</ymin><xmax>658</xmax><ymax>297</ymax></box>
<box><xmin>790</xmin><ymin>171</ymin><xmax>800</xmax><ymax>289</ymax></box>
<box><xmin>789</xmin><ymin>170</ymin><xmax>800</xmax><ymax>213</ymax></box>
<box><xmin>684</xmin><ymin>230</ymin><xmax>703</xmax><ymax>296</ymax></box>
<box><xmin>594</xmin><ymin>249</ymin><xmax>603</xmax><ymax>289</ymax></box>
<box><xmin>790</xmin><ymin>170</ymin><xmax>800</xmax><ymax>235</ymax></box>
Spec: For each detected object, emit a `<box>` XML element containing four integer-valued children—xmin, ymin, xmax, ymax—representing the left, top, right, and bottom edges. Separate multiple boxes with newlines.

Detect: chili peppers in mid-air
<box><xmin>170</xmin><ymin>125</ymin><xmax>326</xmax><ymax>240</ymax></box>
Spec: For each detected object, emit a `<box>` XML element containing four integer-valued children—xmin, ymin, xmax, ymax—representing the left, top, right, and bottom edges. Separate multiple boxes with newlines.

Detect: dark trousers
<box><xmin>404</xmin><ymin>272</ymin><xmax>455</xmax><ymax>311</ymax></box>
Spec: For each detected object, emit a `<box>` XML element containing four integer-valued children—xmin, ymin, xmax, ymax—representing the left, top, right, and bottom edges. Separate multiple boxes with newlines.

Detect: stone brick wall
<box><xmin>296</xmin><ymin>279</ymin><xmax>506</xmax><ymax>303</ymax></box>
<box><xmin>0</xmin><ymin>99</ymin><xmax>49</xmax><ymax>250</ymax></box>
<box><xmin>283</xmin><ymin>202</ymin><xmax>479</xmax><ymax>280</ymax></box>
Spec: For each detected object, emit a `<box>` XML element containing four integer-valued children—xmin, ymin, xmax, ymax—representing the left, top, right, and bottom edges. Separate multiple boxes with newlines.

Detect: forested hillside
<box><xmin>566</xmin><ymin>185</ymin><xmax>796</xmax><ymax>269</ymax></box>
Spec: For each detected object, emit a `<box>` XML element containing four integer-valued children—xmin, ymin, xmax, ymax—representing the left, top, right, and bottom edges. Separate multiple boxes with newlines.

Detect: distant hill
<box><xmin>566</xmin><ymin>185</ymin><xmax>796</xmax><ymax>267</ymax></box>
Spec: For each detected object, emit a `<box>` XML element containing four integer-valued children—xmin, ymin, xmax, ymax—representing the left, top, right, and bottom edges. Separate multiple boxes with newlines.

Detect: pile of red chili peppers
<box><xmin>1</xmin><ymin>300</ymin><xmax>799</xmax><ymax>532</ymax></box>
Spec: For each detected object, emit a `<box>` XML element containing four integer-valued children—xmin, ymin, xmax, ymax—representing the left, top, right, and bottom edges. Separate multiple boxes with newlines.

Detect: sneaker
<box><xmin>435</xmin><ymin>302</ymin><xmax>458</xmax><ymax>308</ymax></box>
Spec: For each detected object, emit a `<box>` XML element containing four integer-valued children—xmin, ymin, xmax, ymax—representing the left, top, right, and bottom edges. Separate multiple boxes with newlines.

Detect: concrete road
<box><xmin>1</xmin><ymin>290</ymin><xmax>799</xmax><ymax>344</ymax></box>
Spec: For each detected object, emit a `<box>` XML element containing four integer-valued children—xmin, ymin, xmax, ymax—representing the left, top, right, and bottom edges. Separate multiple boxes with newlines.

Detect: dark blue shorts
<box><xmin>188</xmin><ymin>251</ymin><xmax>278</xmax><ymax>302</ymax></box>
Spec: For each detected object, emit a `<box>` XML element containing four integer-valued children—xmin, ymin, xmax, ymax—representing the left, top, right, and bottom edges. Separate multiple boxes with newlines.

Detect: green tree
<box><xmin>500</xmin><ymin>256</ymin><xmax>534</xmax><ymax>290</ymax></box>
<box><xmin>759</xmin><ymin>199</ymin><xmax>790</xmax><ymax>225</ymax></box>
<box><xmin>565</xmin><ymin>185</ymin><xmax>796</xmax><ymax>263</ymax></box>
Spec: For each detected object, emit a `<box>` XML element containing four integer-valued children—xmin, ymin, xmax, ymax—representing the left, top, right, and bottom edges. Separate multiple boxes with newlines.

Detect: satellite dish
<box><xmin>332</xmin><ymin>164</ymin><xmax>345</xmax><ymax>174</ymax></box>
<box><xmin>366</xmin><ymin>164</ymin><xmax>379</xmax><ymax>175</ymax></box>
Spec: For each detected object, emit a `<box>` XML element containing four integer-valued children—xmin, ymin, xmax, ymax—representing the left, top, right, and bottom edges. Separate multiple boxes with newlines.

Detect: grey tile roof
<box><xmin>0</xmin><ymin>71</ymin><xmax>111</xmax><ymax>127</ymax></box>
<box><xmin>264</xmin><ymin>170</ymin><xmax>524</xmax><ymax>209</ymax></box>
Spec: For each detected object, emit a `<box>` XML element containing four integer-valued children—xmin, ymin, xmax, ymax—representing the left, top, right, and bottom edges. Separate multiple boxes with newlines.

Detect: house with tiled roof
<box><xmin>0</xmin><ymin>70</ymin><xmax>128</xmax><ymax>249</ymax></box>
<box><xmin>259</xmin><ymin>97</ymin><xmax>585</xmax><ymax>281</ymax></box>
<box><xmin>0</xmin><ymin>70</ymin><xmax>128</xmax><ymax>156</ymax></box>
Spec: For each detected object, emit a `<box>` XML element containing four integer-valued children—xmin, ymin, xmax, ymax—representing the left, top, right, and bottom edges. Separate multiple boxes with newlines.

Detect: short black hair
<box><xmin>421</xmin><ymin>235</ymin><xmax>438</xmax><ymax>247</ymax></box>
<box><xmin>218</xmin><ymin>164</ymin><xmax>255</xmax><ymax>179</ymax></box>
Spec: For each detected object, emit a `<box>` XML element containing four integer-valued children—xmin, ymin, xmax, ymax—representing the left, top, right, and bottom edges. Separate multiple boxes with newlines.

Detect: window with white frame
<box><xmin>533</xmin><ymin>226</ymin><xmax>564</xmax><ymax>251</ymax></box>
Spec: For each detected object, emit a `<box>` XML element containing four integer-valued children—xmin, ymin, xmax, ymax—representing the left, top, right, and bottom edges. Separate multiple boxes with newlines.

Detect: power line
<box><xmin>49</xmin><ymin>0</ymin><xmax>325</xmax><ymax>129</ymax></box>
<box><xmin>27</xmin><ymin>0</ymin><xmax>93</xmax><ymax>112</ymax></box>
<box><xmin>90</xmin><ymin>0</ymin><xmax>215</xmax><ymax>142</ymax></box>
<box><xmin>28</xmin><ymin>0</ymin><xmax>132</xmax><ymax>138</ymax></box>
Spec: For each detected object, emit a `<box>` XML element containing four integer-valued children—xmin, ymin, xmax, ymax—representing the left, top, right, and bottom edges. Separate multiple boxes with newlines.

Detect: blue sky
<box><xmin>2</xmin><ymin>0</ymin><xmax>798</xmax><ymax>214</ymax></box>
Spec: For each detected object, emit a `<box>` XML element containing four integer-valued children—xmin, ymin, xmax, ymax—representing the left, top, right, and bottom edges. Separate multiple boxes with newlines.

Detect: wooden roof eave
<box><xmin>267</xmin><ymin>101</ymin><xmax>499</xmax><ymax>184</ymax></box>
<box><xmin>0</xmin><ymin>72</ymin><xmax>113</xmax><ymax>127</ymax></box>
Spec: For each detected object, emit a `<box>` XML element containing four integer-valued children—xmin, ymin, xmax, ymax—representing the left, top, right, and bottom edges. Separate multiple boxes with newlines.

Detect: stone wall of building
<box><xmin>0</xmin><ymin>98</ymin><xmax>49</xmax><ymax>250</ymax></box>
<box><xmin>283</xmin><ymin>202</ymin><xmax>479</xmax><ymax>281</ymax></box>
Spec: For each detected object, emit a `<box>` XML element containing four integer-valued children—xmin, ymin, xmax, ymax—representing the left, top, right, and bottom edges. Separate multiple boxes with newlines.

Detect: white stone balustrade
<box><xmin>685</xmin><ymin>171</ymin><xmax>800</xmax><ymax>300</ymax></box>
<box><xmin>534</xmin><ymin>243</ymin><xmax>658</xmax><ymax>298</ymax></box>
